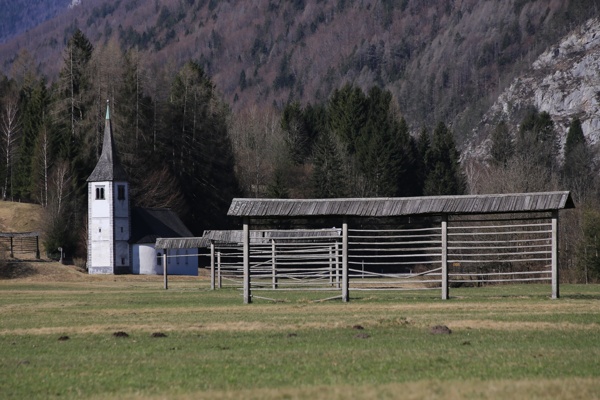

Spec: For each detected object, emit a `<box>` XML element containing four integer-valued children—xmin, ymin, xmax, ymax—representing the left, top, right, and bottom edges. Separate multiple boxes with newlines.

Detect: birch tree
<box><xmin>0</xmin><ymin>93</ymin><xmax>20</xmax><ymax>200</ymax></box>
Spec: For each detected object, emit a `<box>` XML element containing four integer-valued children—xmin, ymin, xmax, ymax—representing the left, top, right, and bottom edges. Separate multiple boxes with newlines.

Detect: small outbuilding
<box><xmin>130</xmin><ymin>208</ymin><xmax>199</xmax><ymax>275</ymax></box>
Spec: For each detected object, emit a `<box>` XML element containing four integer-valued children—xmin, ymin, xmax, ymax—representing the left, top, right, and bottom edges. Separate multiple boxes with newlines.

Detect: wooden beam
<box><xmin>163</xmin><ymin>249</ymin><xmax>168</xmax><ymax>290</ymax></box>
<box><xmin>271</xmin><ymin>240</ymin><xmax>278</xmax><ymax>289</ymax></box>
<box><xmin>210</xmin><ymin>242</ymin><xmax>215</xmax><ymax>290</ymax></box>
<box><xmin>243</xmin><ymin>218</ymin><xmax>251</xmax><ymax>304</ymax></box>
<box><xmin>441</xmin><ymin>215</ymin><xmax>448</xmax><ymax>300</ymax></box>
<box><xmin>342</xmin><ymin>219</ymin><xmax>349</xmax><ymax>302</ymax></box>
<box><xmin>217</xmin><ymin>251</ymin><xmax>222</xmax><ymax>289</ymax></box>
<box><xmin>552</xmin><ymin>210</ymin><xmax>560</xmax><ymax>299</ymax></box>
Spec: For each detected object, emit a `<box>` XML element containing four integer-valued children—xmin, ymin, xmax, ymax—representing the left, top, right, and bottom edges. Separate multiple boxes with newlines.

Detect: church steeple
<box><xmin>87</xmin><ymin>100</ymin><xmax>131</xmax><ymax>275</ymax></box>
<box><xmin>87</xmin><ymin>100</ymin><xmax>128</xmax><ymax>182</ymax></box>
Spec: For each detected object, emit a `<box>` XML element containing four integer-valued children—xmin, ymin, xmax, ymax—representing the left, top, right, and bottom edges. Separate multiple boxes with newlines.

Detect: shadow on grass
<box><xmin>0</xmin><ymin>261</ymin><xmax>44</xmax><ymax>279</ymax></box>
<box><xmin>561</xmin><ymin>293</ymin><xmax>600</xmax><ymax>301</ymax></box>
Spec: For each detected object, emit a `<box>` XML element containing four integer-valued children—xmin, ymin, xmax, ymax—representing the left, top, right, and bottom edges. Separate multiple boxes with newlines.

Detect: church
<box><xmin>86</xmin><ymin>102</ymin><xmax>198</xmax><ymax>275</ymax></box>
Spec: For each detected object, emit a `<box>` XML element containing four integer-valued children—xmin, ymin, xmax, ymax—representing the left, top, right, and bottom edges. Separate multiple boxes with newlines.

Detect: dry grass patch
<box><xmin>94</xmin><ymin>377</ymin><xmax>600</xmax><ymax>400</ymax></box>
<box><xmin>0</xmin><ymin>202</ymin><xmax>42</xmax><ymax>233</ymax></box>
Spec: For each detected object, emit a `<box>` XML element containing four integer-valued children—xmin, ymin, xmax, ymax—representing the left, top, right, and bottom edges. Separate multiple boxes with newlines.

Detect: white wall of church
<box><xmin>133</xmin><ymin>244</ymin><xmax>161</xmax><ymax>274</ymax></box>
<box><xmin>132</xmin><ymin>245</ymin><xmax>198</xmax><ymax>275</ymax></box>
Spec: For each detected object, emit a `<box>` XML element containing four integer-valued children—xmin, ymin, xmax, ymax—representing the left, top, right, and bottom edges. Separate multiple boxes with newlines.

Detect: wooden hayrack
<box><xmin>227</xmin><ymin>192</ymin><xmax>575</xmax><ymax>303</ymax></box>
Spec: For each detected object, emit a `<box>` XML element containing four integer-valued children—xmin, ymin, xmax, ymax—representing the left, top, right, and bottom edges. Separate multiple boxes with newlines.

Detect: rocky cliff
<box><xmin>465</xmin><ymin>18</ymin><xmax>600</xmax><ymax>162</ymax></box>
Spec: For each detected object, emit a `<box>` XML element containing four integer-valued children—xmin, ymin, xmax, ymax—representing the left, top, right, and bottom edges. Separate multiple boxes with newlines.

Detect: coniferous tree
<box><xmin>14</xmin><ymin>78</ymin><xmax>51</xmax><ymax>200</ymax></box>
<box><xmin>327</xmin><ymin>84</ymin><xmax>367</xmax><ymax>155</ymax></box>
<box><xmin>394</xmin><ymin>117</ymin><xmax>421</xmax><ymax>197</ymax></box>
<box><xmin>311</xmin><ymin>130</ymin><xmax>346</xmax><ymax>198</ymax></box>
<box><xmin>516</xmin><ymin>109</ymin><xmax>559</xmax><ymax>173</ymax></box>
<box><xmin>423</xmin><ymin>121</ymin><xmax>465</xmax><ymax>195</ymax></box>
<box><xmin>165</xmin><ymin>61</ymin><xmax>240</xmax><ymax>230</ymax></box>
<box><xmin>489</xmin><ymin>120</ymin><xmax>514</xmax><ymax>168</ymax></box>
<box><xmin>562</xmin><ymin>118</ymin><xmax>594</xmax><ymax>203</ymax></box>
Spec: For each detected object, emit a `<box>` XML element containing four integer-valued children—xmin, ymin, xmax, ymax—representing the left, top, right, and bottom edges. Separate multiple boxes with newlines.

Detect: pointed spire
<box><xmin>87</xmin><ymin>100</ymin><xmax>128</xmax><ymax>182</ymax></box>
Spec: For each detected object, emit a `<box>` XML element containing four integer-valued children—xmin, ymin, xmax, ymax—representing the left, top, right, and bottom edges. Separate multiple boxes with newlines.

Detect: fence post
<box><xmin>35</xmin><ymin>235</ymin><xmax>40</xmax><ymax>259</ymax></box>
<box><xmin>243</xmin><ymin>217</ymin><xmax>251</xmax><ymax>304</ymax></box>
<box><xmin>217</xmin><ymin>251</ymin><xmax>222</xmax><ymax>289</ymax></box>
<box><xmin>163</xmin><ymin>249</ymin><xmax>168</xmax><ymax>290</ymax></box>
<box><xmin>552</xmin><ymin>210</ymin><xmax>560</xmax><ymax>299</ymax></box>
<box><xmin>441</xmin><ymin>215</ymin><xmax>449</xmax><ymax>300</ymax></box>
<box><xmin>271</xmin><ymin>239</ymin><xmax>278</xmax><ymax>289</ymax></box>
<box><xmin>342</xmin><ymin>219</ymin><xmax>349</xmax><ymax>302</ymax></box>
<box><xmin>210</xmin><ymin>242</ymin><xmax>215</xmax><ymax>290</ymax></box>
<box><xmin>336</xmin><ymin>241</ymin><xmax>341</xmax><ymax>288</ymax></box>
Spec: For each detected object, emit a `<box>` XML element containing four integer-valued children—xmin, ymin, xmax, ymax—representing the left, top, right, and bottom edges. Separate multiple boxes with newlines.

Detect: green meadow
<box><xmin>1</xmin><ymin>280</ymin><xmax>599</xmax><ymax>399</ymax></box>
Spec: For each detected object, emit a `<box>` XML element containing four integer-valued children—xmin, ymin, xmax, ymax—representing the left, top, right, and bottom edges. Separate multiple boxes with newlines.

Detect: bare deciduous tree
<box><xmin>0</xmin><ymin>94</ymin><xmax>20</xmax><ymax>200</ymax></box>
<box><xmin>228</xmin><ymin>106</ymin><xmax>286</xmax><ymax>197</ymax></box>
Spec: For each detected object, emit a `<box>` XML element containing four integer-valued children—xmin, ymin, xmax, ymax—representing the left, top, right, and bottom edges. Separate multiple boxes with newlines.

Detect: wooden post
<box><xmin>335</xmin><ymin>241</ymin><xmax>341</xmax><ymax>288</ymax></box>
<box><xmin>210</xmin><ymin>242</ymin><xmax>215</xmax><ymax>290</ymax></box>
<box><xmin>217</xmin><ymin>251</ymin><xmax>222</xmax><ymax>289</ymax></box>
<box><xmin>243</xmin><ymin>218</ymin><xmax>251</xmax><ymax>304</ymax></box>
<box><xmin>35</xmin><ymin>235</ymin><xmax>40</xmax><ymax>259</ymax></box>
<box><xmin>329</xmin><ymin>245</ymin><xmax>333</xmax><ymax>286</ymax></box>
<box><xmin>9</xmin><ymin>236</ymin><xmax>13</xmax><ymax>258</ymax></box>
<box><xmin>163</xmin><ymin>249</ymin><xmax>168</xmax><ymax>290</ymax></box>
<box><xmin>552</xmin><ymin>210</ymin><xmax>560</xmax><ymax>299</ymax></box>
<box><xmin>271</xmin><ymin>240</ymin><xmax>278</xmax><ymax>289</ymax></box>
<box><xmin>441</xmin><ymin>215</ymin><xmax>449</xmax><ymax>300</ymax></box>
<box><xmin>342</xmin><ymin>219</ymin><xmax>349</xmax><ymax>302</ymax></box>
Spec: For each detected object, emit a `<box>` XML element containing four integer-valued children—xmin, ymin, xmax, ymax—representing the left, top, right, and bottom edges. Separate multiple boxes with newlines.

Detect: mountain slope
<box><xmin>464</xmin><ymin>17</ymin><xmax>600</xmax><ymax>162</ymax></box>
<box><xmin>0</xmin><ymin>0</ymin><xmax>72</xmax><ymax>44</ymax></box>
<box><xmin>0</xmin><ymin>0</ymin><xmax>598</xmax><ymax>139</ymax></box>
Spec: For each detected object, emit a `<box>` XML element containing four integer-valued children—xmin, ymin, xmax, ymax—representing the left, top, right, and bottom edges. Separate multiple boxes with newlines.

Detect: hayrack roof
<box><xmin>155</xmin><ymin>228</ymin><xmax>341</xmax><ymax>249</ymax></box>
<box><xmin>227</xmin><ymin>192</ymin><xmax>575</xmax><ymax>219</ymax></box>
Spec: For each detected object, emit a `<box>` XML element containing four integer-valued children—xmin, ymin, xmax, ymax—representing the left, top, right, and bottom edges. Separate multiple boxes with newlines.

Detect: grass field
<box><xmin>1</xmin><ymin>268</ymin><xmax>600</xmax><ymax>399</ymax></box>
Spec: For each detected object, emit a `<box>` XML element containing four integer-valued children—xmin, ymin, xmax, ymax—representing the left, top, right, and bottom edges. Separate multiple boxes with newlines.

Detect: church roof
<box><xmin>130</xmin><ymin>207</ymin><xmax>194</xmax><ymax>245</ymax></box>
<box><xmin>87</xmin><ymin>102</ymin><xmax>128</xmax><ymax>182</ymax></box>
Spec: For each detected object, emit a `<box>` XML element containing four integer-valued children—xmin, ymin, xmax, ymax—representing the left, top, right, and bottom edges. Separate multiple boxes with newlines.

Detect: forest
<box><xmin>1</xmin><ymin>29</ymin><xmax>599</xmax><ymax>282</ymax></box>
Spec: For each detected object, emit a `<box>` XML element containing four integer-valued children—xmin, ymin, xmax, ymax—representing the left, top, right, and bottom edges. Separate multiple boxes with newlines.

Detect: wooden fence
<box><xmin>0</xmin><ymin>232</ymin><xmax>40</xmax><ymax>259</ymax></box>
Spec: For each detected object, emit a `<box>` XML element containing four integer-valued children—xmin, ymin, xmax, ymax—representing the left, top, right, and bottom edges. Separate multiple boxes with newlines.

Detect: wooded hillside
<box><xmin>1</xmin><ymin>1</ymin><xmax>600</xmax><ymax>282</ymax></box>
<box><xmin>1</xmin><ymin>0</ymin><xmax>598</xmax><ymax>137</ymax></box>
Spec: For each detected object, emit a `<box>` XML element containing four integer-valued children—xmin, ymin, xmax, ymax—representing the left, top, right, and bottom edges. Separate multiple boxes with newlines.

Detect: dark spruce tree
<box><xmin>311</xmin><ymin>130</ymin><xmax>346</xmax><ymax>198</ymax></box>
<box><xmin>489</xmin><ymin>120</ymin><xmax>514</xmax><ymax>168</ymax></box>
<box><xmin>516</xmin><ymin>108</ymin><xmax>559</xmax><ymax>173</ymax></box>
<box><xmin>423</xmin><ymin>122</ymin><xmax>465</xmax><ymax>196</ymax></box>
<box><xmin>165</xmin><ymin>61</ymin><xmax>240</xmax><ymax>230</ymax></box>
<box><xmin>562</xmin><ymin>117</ymin><xmax>594</xmax><ymax>203</ymax></box>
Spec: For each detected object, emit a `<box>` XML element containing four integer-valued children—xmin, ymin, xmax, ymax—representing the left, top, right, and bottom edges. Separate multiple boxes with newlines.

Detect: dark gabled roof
<box><xmin>155</xmin><ymin>228</ymin><xmax>341</xmax><ymax>249</ymax></box>
<box><xmin>227</xmin><ymin>192</ymin><xmax>575</xmax><ymax>219</ymax></box>
<box><xmin>130</xmin><ymin>207</ymin><xmax>193</xmax><ymax>245</ymax></box>
<box><xmin>87</xmin><ymin>102</ymin><xmax>128</xmax><ymax>182</ymax></box>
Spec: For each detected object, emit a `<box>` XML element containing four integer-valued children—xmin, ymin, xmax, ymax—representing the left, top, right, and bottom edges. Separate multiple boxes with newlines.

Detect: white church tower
<box><xmin>87</xmin><ymin>101</ymin><xmax>130</xmax><ymax>274</ymax></box>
